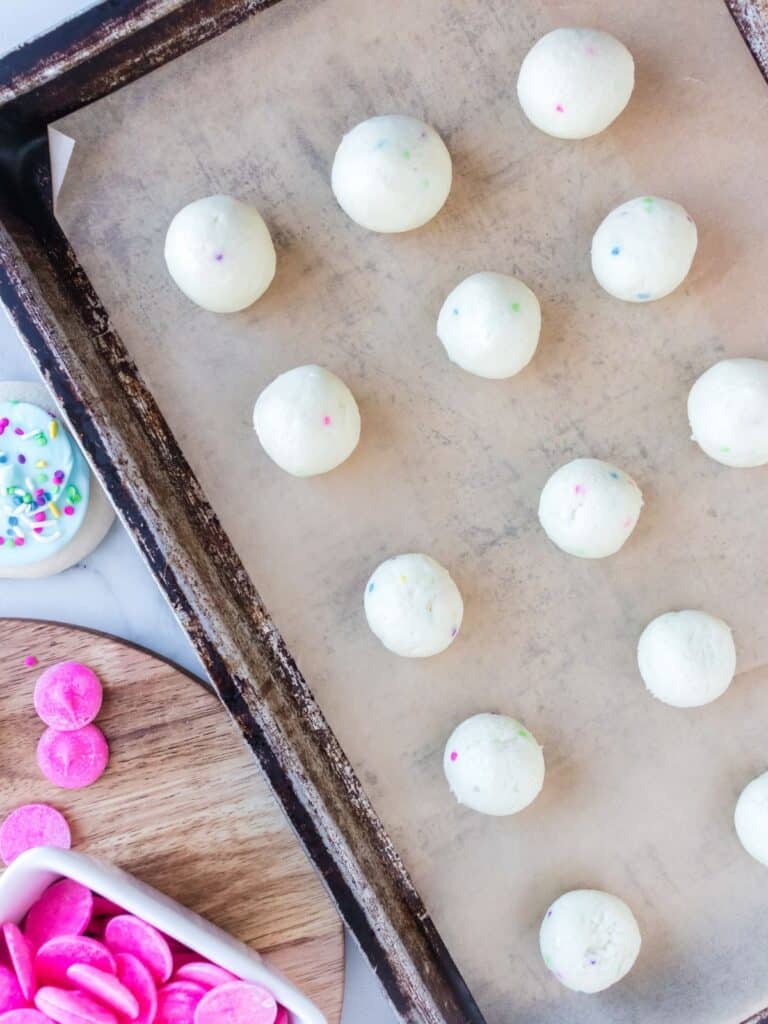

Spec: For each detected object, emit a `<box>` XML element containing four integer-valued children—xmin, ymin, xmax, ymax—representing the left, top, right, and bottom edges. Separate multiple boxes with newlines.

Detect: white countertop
<box><xmin>0</xmin><ymin>4</ymin><xmax>396</xmax><ymax>1021</ymax></box>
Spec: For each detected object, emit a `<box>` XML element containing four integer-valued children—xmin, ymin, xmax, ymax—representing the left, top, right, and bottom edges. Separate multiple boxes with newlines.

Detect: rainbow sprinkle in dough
<box><xmin>0</xmin><ymin>402</ymin><xmax>89</xmax><ymax>569</ymax></box>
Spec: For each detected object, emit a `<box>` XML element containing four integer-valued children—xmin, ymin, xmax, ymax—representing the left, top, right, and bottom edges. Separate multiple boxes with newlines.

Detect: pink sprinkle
<box><xmin>14</xmin><ymin>428</ymin><xmax>23</xmax><ymax>435</ymax></box>
<box><xmin>622</xmin><ymin>518</ymin><xmax>632</xmax><ymax>528</ymax></box>
<box><xmin>450</xmin><ymin>751</ymin><xmax>458</xmax><ymax>762</ymax></box>
<box><xmin>63</xmin><ymin>506</ymin><xmax>75</xmax><ymax>516</ymax></box>
<box><xmin>555</xmin><ymin>103</ymin><xmax>565</xmax><ymax>113</ymax></box>
<box><xmin>33</xmin><ymin>528</ymin><xmax>43</xmax><ymax>535</ymax></box>
<box><xmin>0</xmin><ymin>538</ymin><xmax>4</xmax><ymax>546</ymax></box>
<box><xmin>0</xmin><ymin>418</ymin><xmax>8</xmax><ymax>428</ymax></box>
<box><xmin>585</xmin><ymin>45</ymin><xmax>597</xmax><ymax>55</ymax></box>
<box><xmin>14</xmin><ymin>538</ymin><xmax>24</xmax><ymax>547</ymax></box>
<box><xmin>574</xmin><ymin>484</ymin><xmax>584</xmax><ymax>495</ymax></box>
<box><xmin>25</xmin><ymin>655</ymin><xmax>38</xmax><ymax>667</ymax></box>
<box><xmin>322</xmin><ymin>416</ymin><xmax>331</xmax><ymax>426</ymax></box>
<box><xmin>34</xmin><ymin>512</ymin><xmax>45</xmax><ymax>522</ymax></box>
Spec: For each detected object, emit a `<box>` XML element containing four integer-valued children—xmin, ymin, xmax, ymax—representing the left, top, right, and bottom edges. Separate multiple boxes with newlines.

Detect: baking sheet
<box><xmin>52</xmin><ymin>1</ymin><xmax>768</xmax><ymax>1020</ymax></box>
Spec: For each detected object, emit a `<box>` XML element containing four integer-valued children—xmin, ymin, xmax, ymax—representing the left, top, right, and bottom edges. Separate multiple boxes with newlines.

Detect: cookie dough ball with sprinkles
<box><xmin>443</xmin><ymin>713</ymin><xmax>545</xmax><ymax>816</ymax></box>
<box><xmin>517</xmin><ymin>28</ymin><xmax>634</xmax><ymax>140</ymax></box>
<box><xmin>538</xmin><ymin>457</ymin><xmax>643</xmax><ymax>559</ymax></box>
<box><xmin>331</xmin><ymin>114</ymin><xmax>452</xmax><ymax>233</ymax></box>
<box><xmin>540</xmin><ymin>889</ymin><xmax>641</xmax><ymax>992</ymax></box>
<box><xmin>364</xmin><ymin>553</ymin><xmax>463</xmax><ymax>658</ymax></box>
<box><xmin>164</xmin><ymin>194</ymin><xmax>276</xmax><ymax>313</ymax></box>
<box><xmin>637</xmin><ymin>610</ymin><xmax>736</xmax><ymax>708</ymax></box>
<box><xmin>253</xmin><ymin>364</ymin><xmax>361</xmax><ymax>477</ymax></box>
<box><xmin>591</xmin><ymin>196</ymin><xmax>697</xmax><ymax>302</ymax></box>
<box><xmin>436</xmin><ymin>272</ymin><xmax>541</xmax><ymax>379</ymax></box>
<box><xmin>687</xmin><ymin>358</ymin><xmax>768</xmax><ymax>468</ymax></box>
<box><xmin>735</xmin><ymin>771</ymin><xmax>768</xmax><ymax>866</ymax></box>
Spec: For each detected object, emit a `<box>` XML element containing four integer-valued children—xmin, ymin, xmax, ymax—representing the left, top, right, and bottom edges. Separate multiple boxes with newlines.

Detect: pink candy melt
<box><xmin>67</xmin><ymin>964</ymin><xmax>139</xmax><ymax>1019</ymax></box>
<box><xmin>174</xmin><ymin>962</ymin><xmax>236</xmax><ymax>989</ymax></box>
<box><xmin>0</xmin><ymin>964</ymin><xmax>25</xmax><ymax>1013</ymax></box>
<box><xmin>114</xmin><ymin>954</ymin><xmax>157</xmax><ymax>1024</ymax></box>
<box><xmin>34</xmin><ymin>662</ymin><xmax>103</xmax><ymax>732</ymax></box>
<box><xmin>0</xmin><ymin>1011</ymin><xmax>52</xmax><ymax>1023</ymax></box>
<box><xmin>104</xmin><ymin>917</ymin><xmax>172</xmax><ymax>984</ymax></box>
<box><xmin>34</xmin><ymin>936</ymin><xmax>114</xmax><ymax>987</ymax></box>
<box><xmin>0</xmin><ymin>804</ymin><xmax>72</xmax><ymax>866</ymax></box>
<box><xmin>155</xmin><ymin>980</ymin><xmax>206</xmax><ymax>1022</ymax></box>
<box><xmin>2</xmin><ymin>924</ymin><xmax>36</xmax><ymax>1000</ymax></box>
<box><xmin>24</xmin><ymin>881</ymin><xmax>93</xmax><ymax>949</ymax></box>
<box><xmin>195</xmin><ymin>982</ymin><xmax>278</xmax><ymax>1024</ymax></box>
<box><xmin>35</xmin><ymin>985</ymin><xmax>118</xmax><ymax>1024</ymax></box>
<box><xmin>36</xmin><ymin>725</ymin><xmax>109</xmax><ymax>790</ymax></box>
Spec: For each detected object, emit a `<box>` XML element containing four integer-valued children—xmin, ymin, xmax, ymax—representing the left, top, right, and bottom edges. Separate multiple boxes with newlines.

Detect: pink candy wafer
<box><xmin>34</xmin><ymin>936</ymin><xmax>114</xmax><ymax>988</ymax></box>
<box><xmin>0</xmin><ymin>964</ymin><xmax>25</xmax><ymax>1013</ymax></box>
<box><xmin>104</xmin><ymin>917</ymin><xmax>172</xmax><ymax>984</ymax></box>
<box><xmin>34</xmin><ymin>985</ymin><xmax>117</xmax><ymax>1024</ymax></box>
<box><xmin>0</xmin><ymin>804</ymin><xmax>71</xmax><ymax>866</ymax></box>
<box><xmin>36</xmin><ymin>726</ymin><xmax>109</xmax><ymax>790</ymax></box>
<box><xmin>194</xmin><ymin>982</ymin><xmax>278</xmax><ymax>1024</ymax></box>
<box><xmin>24</xmin><ymin>880</ymin><xmax>93</xmax><ymax>949</ymax></box>
<box><xmin>33</xmin><ymin>663</ymin><xmax>103</xmax><ymax>732</ymax></box>
<box><xmin>66</xmin><ymin>964</ymin><xmax>139</xmax><ymax>1020</ymax></box>
<box><xmin>173</xmin><ymin>962</ymin><xmax>236</xmax><ymax>989</ymax></box>
<box><xmin>155</xmin><ymin>980</ymin><xmax>205</xmax><ymax>1023</ymax></box>
<box><xmin>114</xmin><ymin>954</ymin><xmax>157</xmax><ymax>1024</ymax></box>
<box><xmin>2</xmin><ymin>925</ymin><xmax>35</xmax><ymax>1000</ymax></box>
<box><xmin>0</xmin><ymin>1011</ymin><xmax>52</xmax><ymax>1023</ymax></box>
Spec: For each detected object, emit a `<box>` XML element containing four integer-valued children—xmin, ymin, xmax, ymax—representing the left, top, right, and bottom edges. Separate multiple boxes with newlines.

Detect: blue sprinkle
<box><xmin>12</xmin><ymin>496</ymin><xmax>22</xmax><ymax>506</ymax></box>
<box><xmin>368</xmin><ymin>582</ymin><xmax>375</xmax><ymax>593</ymax></box>
<box><xmin>5</xmin><ymin>529</ymin><xmax>12</xmax><ymax>537</ymax></box>
<box><xmin>0</xmin><ymin>455</ymin><xmax>6</xmax><ymax>464</ymax></box>
<box><xmin>636</xmin><ymin>292</ymin><xmax>651</xmax><ymax>300</ymax></box>
<box><xmin>452</xmin><ymin>307</ymin><xmax>459</xmax><ymax>316</ymax></box>
<box><xmin>610</xmin><ymin>471</ymin><xmax>619</xmax><ymax>479</ymax></box>
<box><xmin>8</xmin><ymin>516</ymin><xmax>17</xmax><ymax>526</ymax></box>
<box><xmin>610</xmin><ymin>246</ymin><xmax>621</xmax><ymax>256</ymax></box>
<box><xmin>374</xmin><ymin>138</ymin><xmax>387</xmax><ymax>149</ymax></box>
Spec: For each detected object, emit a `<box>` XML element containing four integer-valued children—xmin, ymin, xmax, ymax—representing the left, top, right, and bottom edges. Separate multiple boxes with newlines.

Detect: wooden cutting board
<box><xmin>0</xmin><ymin>619</ymin><xmax>344</xmax><ymax>1023</ymax></box>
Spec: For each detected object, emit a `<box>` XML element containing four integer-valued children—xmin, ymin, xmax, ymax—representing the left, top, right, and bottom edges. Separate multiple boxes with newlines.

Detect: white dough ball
<box><xmin>591</xmin><ymin>196</ymin><xmax>697</xmax><ymax>302</ymax></box>
<box><xmin>687</xmin><ymin>358</ymin><xmax>768</xmax><ymax>468</ymax></box>
<box><xmin>538</xmin><ymin>457</ymin><xmax>643</xmax><ymax>559</ymax></box>
<box><xmin>443</xmin><ymin>713</ymin><xmax>545</xmax><ymax>816</ymax></box>
<box><xmin>364</xmin><ymin>553</ymin><xmax>463</xmax><ymax>658</ymax></box>
<box><xmin>637</xmin><ymin>610</ymin><xmax>736</xmax><ymax>708</ymax></box>
<box><xmin>735</xmin><ymin>771</ymin><xmax>768</xmax><ymax>866</ymax></box>
<box><xmin>436</xmin><ymin>272</ymin><xmax>542</xmax><ymax>379</ymax></box>
<box><xmin>331</xmin><ymin>114</ymin><xmax>452</xmax><ymax>233</ymax></box>
<box><xmin>253</xmin><ymin>365</ymin><xmax>361</xmax><ymax>477</ymax></box>
<box><xmin>164</xmin><ymin>194</ymin><xmax>276</xmax><ymax>313</ymax></box>
<box><xmin>517</xmin><ymin>28</ymin><xmax>634</xmax><ymax>140</ymax></box>
<box><xmin>540</xmin><ymin>889</ymin><xmax>641</xmax><ymax>993</ymax></box>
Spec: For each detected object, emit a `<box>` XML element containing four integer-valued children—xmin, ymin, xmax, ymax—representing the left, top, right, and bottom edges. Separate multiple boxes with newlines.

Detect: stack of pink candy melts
<box><xmin>0</xmin><ymin>880</ymin><xmax>288</xmax><ymax>1024</ymax></box>
<box><xmin>33</xmin><ymin>663</ymin><xmax>109</xmax><ymax>791</ymax></box>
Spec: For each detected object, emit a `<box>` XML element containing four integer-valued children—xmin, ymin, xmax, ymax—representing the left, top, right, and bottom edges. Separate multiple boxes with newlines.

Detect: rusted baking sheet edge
<box><xmin>0</xmin><ymin>1</ymin><xmax>484</xmax><ymax>1022</ymax></box>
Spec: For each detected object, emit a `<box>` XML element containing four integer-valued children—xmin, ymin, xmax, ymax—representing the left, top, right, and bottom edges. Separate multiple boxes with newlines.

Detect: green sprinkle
<box><xmin>518</xmin><ymin>728</ymin><xmax>529</xmax><ymax>739</ymax></box>
<box><xmin>421</xmin><ymin>177</ymin><xmax>430</xmax><ymax>188</ymax></box>
<box><xmin>510</xmin><ymin>302</ymin><xmax>521</xmax><ymax>312</ymax></box>
<box><xmin>35</xmin><ymin>434</ymin><xmax>47</xmax><ymax>447</ymax></box>
<box><xmin>5</xmin><ymin>486</ymin><xmax>13</xmax><ymax>495</ymax></box>
<box><xmin>402</xmin><ymin>149</ymin><xmax>410</xmax><ymax>160</ymax></box>
<box><xmin>22</xmin><ymin>493</ymin><xmax>33</xmax><ymax>504</ymax></box>
<box><xmin>67</xmin><ymin>484</ymin><xmax>82</xmax><ymax>504</ymax></box>
<box><xmin>720</xmin><ymin>445</ymin><xmax>731</xmax><ymax>452</ymax></box>
<box><xmin>643</xmin><ymin>196</ymin><xmax>654</xmax><ymax>210</ymax></box>
<box><xmin>36</xmin><ymin>473</ymin><xmax>48</xmax><ymax>484</ymax></box>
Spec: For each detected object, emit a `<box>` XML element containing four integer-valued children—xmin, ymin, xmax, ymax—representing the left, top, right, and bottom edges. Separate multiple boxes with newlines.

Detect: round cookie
<box><xmin>164</xmin><ymin>194</ymin><xmax>276</xmax><ymax>313</ymax></box>
<box><xmin>540</xmin><ymin>889</ymin><xmax>641</xmax><ymax>993</ymax></box>
<box><xmin>331</xmin><ymin>114</ymin><xmax>452</xmax><ymax>233</ymax></box>
<box><xmin>538</xmin><ymin>457</ymin><xmax>643</xmax><ymax>559</ymax></box>
<box><xmin>253</xmin><ymin>365</ymin><xmax>361</xmax><ymax>477</ymax></box>
<box><xmin>735</xmin><ymin>771</ymin><xmax>768</xmax><ymax>866</ymax></box>
<box><xmin>0</xmin><ymin>383</ymin><xmax>113</xmax><ymax>579</ymax></box>
<box><xmin>687</xmin><ymin>358</ymin><xmax>768</xmax><ymax>468</ymax></box>
<box><xmin>637</xmin><ymin>610</ymin><xmax>736</xmax><ymax>708</ymax></box>
<box><xmin>436</xmin><ymin>272</ymin><xmax>541</xmax><ymax>379</ymax></box>
<box><xmin>517</xmin><ymin>27</ymin><xmax>634</xmax><ymax>140</ymax></box>
<box><xmin>443</xmin><ymin>713</ymin><xmax>544</xmax><ymax>816</ymax></box>
<box><xmin>364</xmin><ymin>553</ymin><xmax>463</xmax><ymax>658</ymax></box>
<box><xmin>591</xmin><ymin>196</ymin><xmax>697</xmax><ymax>302</ymax></box>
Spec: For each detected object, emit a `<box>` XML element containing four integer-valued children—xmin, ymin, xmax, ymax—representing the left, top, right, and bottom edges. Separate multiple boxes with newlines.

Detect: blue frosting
<box><xmin>0</xmin><ymin>401</ymin><xmax>90</xmax><ymax>567</ymax></box>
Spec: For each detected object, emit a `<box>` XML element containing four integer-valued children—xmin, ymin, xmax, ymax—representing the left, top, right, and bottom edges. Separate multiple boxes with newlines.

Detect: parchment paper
<box><xmin>53</xmin><ymin>1</ymin><xmax>768</xmax><ymax>1020</ymax></box>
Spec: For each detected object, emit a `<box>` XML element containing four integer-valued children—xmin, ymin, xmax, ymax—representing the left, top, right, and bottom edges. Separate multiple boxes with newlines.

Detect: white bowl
<box><xmin>0</xmin><ymin>847</ymin><xmax>326</xmax><ymax>1024</ymax></box>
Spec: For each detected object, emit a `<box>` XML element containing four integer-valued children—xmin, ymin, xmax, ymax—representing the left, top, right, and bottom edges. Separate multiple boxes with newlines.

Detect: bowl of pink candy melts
<box><xmin>0</xmin><ymin>847</ymin><xmax>326</xmax><ymax>1024</ymax></box>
